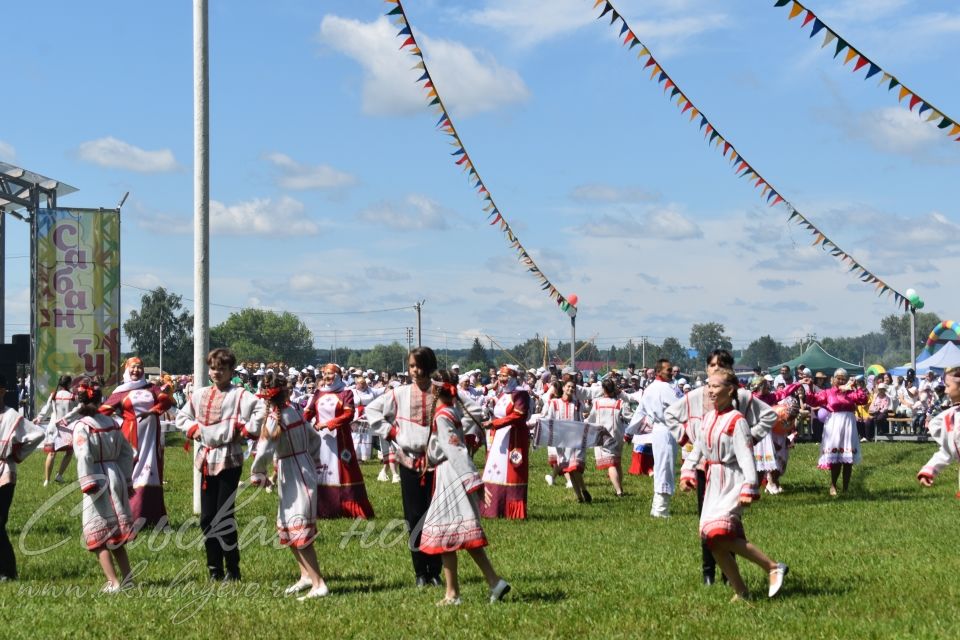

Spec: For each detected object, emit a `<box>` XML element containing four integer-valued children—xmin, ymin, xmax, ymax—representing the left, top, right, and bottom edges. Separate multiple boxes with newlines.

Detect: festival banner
<box><xmin>34</xmin><ymin>208</ymin><xmax>121</xmax><ymax>413</ymax></box>
<box><xmin>386</xmin><ymin>0</ymin><xmax>577</xmax><ymax>317</ymax></box>
<box><xmin>773</xmin><ymin>0</ymin><xmax>959</xmax><ymax>142</ymax></box>
<box><xmin>592</xmin><ymin>0</ymin><xmax>911</xmax><ymax>310</ymax></box>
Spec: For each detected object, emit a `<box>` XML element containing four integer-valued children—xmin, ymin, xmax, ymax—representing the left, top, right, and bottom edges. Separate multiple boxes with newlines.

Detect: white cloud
<box><xmin>77</xmin><ymin>136</ymin><xmax>178</xmax><ymax>173</ymax></box>
<box><xmin>570</xmin><ymin>183</ymin><xmax>659</xmax><ymax>203</ymax></box>
<box><xmin>318</xmin><ymin>15</ymin><xmax>529</xmax><ymax>117</ymax></box>
<box><xmin>0</xmin><ymin>141</ymin><xmax>15</xmax><ymax>162</ymax></box>
<box><xmin>758</xmin><ymin>278</ymin><xmax>802</xmax><ymax>291</ymax></box>
<box><xmin>364</xmin><ymin>266</ymin><xmax>410</xmax><ymax>282</ymax></box>
<box><xmin>356</xmin><ymin>194</ymin><xmax>453</xmax><ymax>231</ymax></box>
<box><xmin>211</xmin><ymin>196</ymin><xmax>321</xmax><ymax>236</ymax></box>
<box><xmin>464</xmin><ymin>0</ymin><xmax>594</xmax><ymax>48</ymax></box>
<box><xmin>822</xmin><ymin>0</ymin><xmax>909</xmax><ymax>22</ymax></box>
<box><xmin>577</xmin><ymin>204</ymin><xmax>702</xmax><ymax>240</ymax></box>
<box><xmin>265</xmin><ymin>153</ymin><xmax>358</xmax><ymax>190</ymax></box>
<box><xmin>464</xmin><ymin>0</ymin><xmax>729</xmax><ymax>54</ymax></box>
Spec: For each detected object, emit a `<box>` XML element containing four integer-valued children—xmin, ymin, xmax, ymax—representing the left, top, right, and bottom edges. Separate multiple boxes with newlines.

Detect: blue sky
<box><xmin>3</xmin><ymin>0</ymin><xmax>958</xmax><ymax>355</ymax></box>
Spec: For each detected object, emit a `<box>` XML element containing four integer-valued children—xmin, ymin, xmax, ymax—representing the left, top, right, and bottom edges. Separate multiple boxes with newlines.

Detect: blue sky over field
<box><xmin>3</xmin><ymin>0</ymin><xmax>958</xmax><ymax>352</ymax></box>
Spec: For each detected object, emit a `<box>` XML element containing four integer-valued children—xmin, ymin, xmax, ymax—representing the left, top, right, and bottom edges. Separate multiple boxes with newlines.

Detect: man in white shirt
<box><xmin>633</xmin><ymin>359</ymin><xmax>681</xmax><ymax>517</ymax></box>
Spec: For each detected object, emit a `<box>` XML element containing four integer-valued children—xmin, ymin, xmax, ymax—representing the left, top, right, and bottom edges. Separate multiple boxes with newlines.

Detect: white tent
<box><xmin>917</xmin><ymin>341</ymin><xmax>960</xmax><ymax>370</ymax></box>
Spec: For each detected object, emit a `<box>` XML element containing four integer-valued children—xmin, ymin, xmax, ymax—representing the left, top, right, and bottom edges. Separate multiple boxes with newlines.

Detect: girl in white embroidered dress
<box><xmin>680</xmin><ymin>369</ymin><xmax>787</xmax><ymax>600</ymax></box>
<box><xmin>423</xmin><ymin>370</ymin><xmax>509</xmax><ymax>606</ymax></box>
<box><xmin>251</xmin><ymin>371</ymin><xmax>328</xmax><ymax>601</ymax></box>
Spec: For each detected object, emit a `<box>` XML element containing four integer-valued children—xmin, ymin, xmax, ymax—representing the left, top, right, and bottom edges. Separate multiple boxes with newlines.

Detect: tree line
<box><xmin>123</xmin><ymin>288</ymin><xmax>944</xmax><ymax>374</ymax></box>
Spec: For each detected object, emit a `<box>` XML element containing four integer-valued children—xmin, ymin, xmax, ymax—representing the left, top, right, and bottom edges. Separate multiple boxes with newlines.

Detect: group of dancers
<box><xmin>1</xmin><ymin>349</ymin><xmax>958</xmax><ymax>604</ymax></box>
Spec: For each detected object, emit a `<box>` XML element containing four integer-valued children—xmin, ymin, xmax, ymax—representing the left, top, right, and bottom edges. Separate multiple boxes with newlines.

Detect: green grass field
<box><xmin>0</xmin><ymin>438</ymin><xmax>958</xmax><ymax>639</ymax></box>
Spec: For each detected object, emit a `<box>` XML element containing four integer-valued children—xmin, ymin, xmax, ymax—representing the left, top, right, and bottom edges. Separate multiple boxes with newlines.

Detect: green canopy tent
<box><xmin>768</xmin><ymin>342</ymin><xmax>864</xmax><ymax>377</ymax></box>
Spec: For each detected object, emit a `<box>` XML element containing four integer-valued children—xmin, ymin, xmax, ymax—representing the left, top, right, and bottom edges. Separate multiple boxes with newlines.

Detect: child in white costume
<box><xmin>421</xmin><ymin>370</ymin><xmax>510</xmax><ymax>606</ymax></box>
<box><xmin>917</xmin><ymin>366</ymin><xmax>960</xmax><ymax>488</ymax></box>
<box><xmin>680</xmin><ymin>369</ymin><xmax>787</xmax><ymax>601</ymax></box>
<box><xmin>0</xmin><ymin>374</ymin><xmax>45</xmax><ymax>580</ymax></box>
<box><xmin>585</xmin><ymin>378</ymin><xmax>631</xmax><ymax>497</ymax></box>
<box><xmin>250</xmin><ymin>371</ymin><xmax>328</xmax><ymax>601</ymax></box>
<box><xmin>69</xmin><ymin>378</ymin><xmax>137</xmax><ymax>593</ymax></box>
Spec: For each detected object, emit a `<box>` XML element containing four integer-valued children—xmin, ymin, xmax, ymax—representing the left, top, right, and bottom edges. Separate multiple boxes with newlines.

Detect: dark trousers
<box><xmin>200</xmin><ymin>466</ymin><xmax>242</xmax><ymax>578</ymax></box>
<box><xmin>0</xmin><ymin>483</ymin><xmax>15</xmax><ymax>579</ymax></box>
<box><xmin>696</xmin><ymin>469</ymin><xmax>716</xmax><ymax>579</ymax></box>
<box><xmin>398</xmin><ymin>465</ymin><xmax>442</xmax><ymax>580</ymax></box>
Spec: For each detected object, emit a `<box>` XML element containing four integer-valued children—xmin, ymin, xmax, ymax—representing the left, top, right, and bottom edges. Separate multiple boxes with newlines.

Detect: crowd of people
<box><xmin>1</xmin><ymin>347</ymin><xmax>958</xmax><ymax>605</ymax></box>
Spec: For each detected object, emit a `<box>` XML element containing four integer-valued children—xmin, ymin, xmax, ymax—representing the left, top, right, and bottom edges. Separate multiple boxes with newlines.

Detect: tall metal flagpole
<box><xmin>193</xmin><ymin>0</ymin><xmax>209</xmax><ymax>515</ymax></box>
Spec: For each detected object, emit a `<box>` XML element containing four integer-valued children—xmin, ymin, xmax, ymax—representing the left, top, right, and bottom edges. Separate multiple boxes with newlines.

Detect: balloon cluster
<box><xmin>905</xmin><ymin>288</ymin><xmax>925</xmax><ymax>310</ymax></box>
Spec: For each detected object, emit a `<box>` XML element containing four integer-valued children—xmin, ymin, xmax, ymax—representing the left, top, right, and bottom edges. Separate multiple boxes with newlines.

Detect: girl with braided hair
<box><xmin>69</xmin><ymin>377</ymin><xmax>137</xmax><ymax>593</ymax></box>
<box><xmin>422</xmin><ymin>369</ymin><xmax>510</xmax><ymax>605</ymax></box>
<box><xmin>250</xmin><ymin>371</ymin><xmax>328</xmax><ymax>601</ymax></box>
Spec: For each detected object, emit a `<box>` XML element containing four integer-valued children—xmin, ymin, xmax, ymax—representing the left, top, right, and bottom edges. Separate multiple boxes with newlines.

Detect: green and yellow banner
<box><xmin>34</xmin><ymin>208</ymin><xmax>121</xmax><ymax>412</ymax></box>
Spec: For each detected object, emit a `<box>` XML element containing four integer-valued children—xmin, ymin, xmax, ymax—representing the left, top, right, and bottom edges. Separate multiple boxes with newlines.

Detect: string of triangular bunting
<box><xmin>592</xmin><ymin>0</ymin><xmax>911</xmax><ymax>310</ymax></box>
<box><xmin>385</xmin><ymin>0</ymin><xmax>577</xmax><ymax>318</ymax></box>
<box><xmin>773</xmin><ymin>0</ymin><xmax>959</xmax><ymax>142</ymax></box>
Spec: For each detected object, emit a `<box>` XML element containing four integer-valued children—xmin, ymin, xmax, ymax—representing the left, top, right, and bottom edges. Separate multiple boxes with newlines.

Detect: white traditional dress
<box><xmin>37</xmin><ymin>389</ymin><xmax>81</xmax><ymax>453</ymax></box>
<box><xmin>71</xmin><ymin>414</ymin><xmax>136</xmax><ymax>550</ymax></box>
<box><xmin>420</xmin><ymin>405</ymin><xmax>487</xmax><ymax>555</ymax></box>
<box><xmin>637</xmin><ymin>378</ymin><xmax>683</xmax><ymax>496</ymax></box>
<box><xmin>804</xmin><ymin>387</ymin><xmax>868</xmax><ymax>469</ymax></box>
<box><xmin>479</xmin><ymin>387</ymin><xmax>530</xmax><ymax>520</ymax></box>
<box><xmin>350</xmin><ymin>385</ymin><xmax>383</xmax><ymax>462</ymax></box>
<box><xmin>586</xmin><ymin>397</ymin><xmax>632</xmax><ymax>470</ymax></box>
<box><xmin>100</xmin><ymin>379</ymin><xmax>172</xmax><ymax>526</ymax></box>
<box><xmin>541</xmin><ymin>397</ymin><xmax>585</xmax><ymax>473</ymax></box>
<box><xmin>917</xmin><ymin>406</ymin><xmax>960</xmax><ymax>483</ymax></box>
<box><xmin>304</xmin><ymin>381</ymin><xmax>373</xmax><ymax>519</ymax></box>
<box><xmin>250</xmin><ymin>404</ymin><xmax>322</xmax><ymax>548</ymax></box>
<box><xmin>0</xmin><ymin>408</ymin><xmax>45</xmax><ymax>486</ymax></box>
<box><xmin>680</xmin><ymin>408</ymin><xmax>759</xmax><ymax>546</ymax></box>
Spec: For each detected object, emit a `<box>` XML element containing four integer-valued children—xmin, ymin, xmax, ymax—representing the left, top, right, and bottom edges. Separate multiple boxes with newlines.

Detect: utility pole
<box><xmin>192</xmin><ymin>0</ymin><xmax>209</xmax><ymax>516</ymax></box>
<box><xmin>159</xmin><ymin>318</ymin><xmax>164</xmax><ymax>374</ymax></box>
<box><xmin>406</xmin><ymin>327</ymin><xmax>413</xmax><ymax>353</ymax></box>
<box><xmin>415</xmin><ymin>300</ymin><xmax>424</xmax><ymax>346</ymax></box>
<box><xmin>641</xmin><ymin>336</ymin><xmax>647</xmax><ymax>369</ymax></box>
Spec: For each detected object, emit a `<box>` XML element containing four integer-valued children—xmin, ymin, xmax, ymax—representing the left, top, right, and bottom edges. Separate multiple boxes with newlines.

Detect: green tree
<box><xmin>210</xmin><ymin>309</ymin><xmax>314</xmax><ymax>364</ymax></box>
<box><xmin>658</xmin><ymin>337</ymin><xmax>690</xmax><ymax>370</ymax></box>
<box><xmin>689</xmin><ymin>323</ymin><xmax>733</xmax><ymax>362</ymax></box>
<box><xmin>123</xmin><ymin>287</ymin><xmax>193</xmax><ymax>373</ymax></box>
<box><xmin>467</xmin><ymin>338</ymin><xmax>490</xmax><ymax>369</ymax></box>
<box><xmin>739</xmin><ymin>335</ymin><xmax>786</xmax><ymax>369</ymax></box>
<box><xmin>360</xmin><ymin>342</ymin><xmax>408</xmax><ymax>373</ymax></box>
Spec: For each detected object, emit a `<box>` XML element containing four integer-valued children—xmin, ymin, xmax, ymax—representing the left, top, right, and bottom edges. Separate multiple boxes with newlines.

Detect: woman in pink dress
<box><xmin>803</xmin><ymin>368</ymin><xmax>868</xmax><ymax>496</ymax></box>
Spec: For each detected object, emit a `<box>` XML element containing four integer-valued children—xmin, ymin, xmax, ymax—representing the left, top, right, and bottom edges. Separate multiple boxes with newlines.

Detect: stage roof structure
<box><xmin>0</xmin><ymin>162</ymin><xmax>78</xmax><ymax>215</ymax></box>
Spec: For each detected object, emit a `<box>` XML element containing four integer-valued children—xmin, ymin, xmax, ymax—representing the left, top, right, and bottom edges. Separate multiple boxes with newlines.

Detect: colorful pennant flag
<box><xmin>385</xmin><ymin>0</ymin><xmax>577</xmax><ymax>316</ymax></box>
<box><xmin>773</xmin><ymin>0</ymin><xmax>958</xmax><ymax>142</ymax></box>
<box><xmin>593</xmin><ymin>0</ymin><xmax>911</xmax><ymax>310</ymax></box>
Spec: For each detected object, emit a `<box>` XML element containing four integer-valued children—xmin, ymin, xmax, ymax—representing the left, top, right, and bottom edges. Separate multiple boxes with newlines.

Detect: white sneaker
<box><xmin>377</xmin><ymin>469</ymin><xmax>389</xmax><ymax>482</ymax></box>
<box><xmin>544</xmin><ymin>474</ymin><xmax>554</xmax><ymax>487</ymax></box>
<box><xmin>297</xmin><ymin>584</ymin><xmax>330</xmax><ymax>601</ymax></box>
<box><xmin>436</xmin><ymin>596</ymin><xmax>461</xmax><ymax>606</ymax></box>
<box><xmin>489</xmin><ymin>579</ymin><xmax>511</xmax><ymax>603</ymax></box>
<box><xmin>43</xmin><ymin>480</ymin><xmax>49</xmax><ymax>487</ymax></box>
<box><xmin>391</xmin><ymin>475</ymin><xmax>400</xmax><ymax>484</ymax></box>
<box><xmin>101</xmin><ymin>582</ymin><xmax>121</xmax><ymax>595</ymax></box>
<box><xmin>768</xmin><ymin>563</ymin><xmax>788</xmax><ymax>598</ymax></box>
<box><xmin>565</xmin><ymin>478</ymin><xmax>573</xmax><ymax>489</ymax></box>
<box><xmin>284</xmin><ymin>577</ymin><xmax>312</xmax><ymax>596</ymax></box>
<box><xmin>650</xmin><ymin>493</ymin><xmax>671</xmax><ymax>518</ymax></box>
